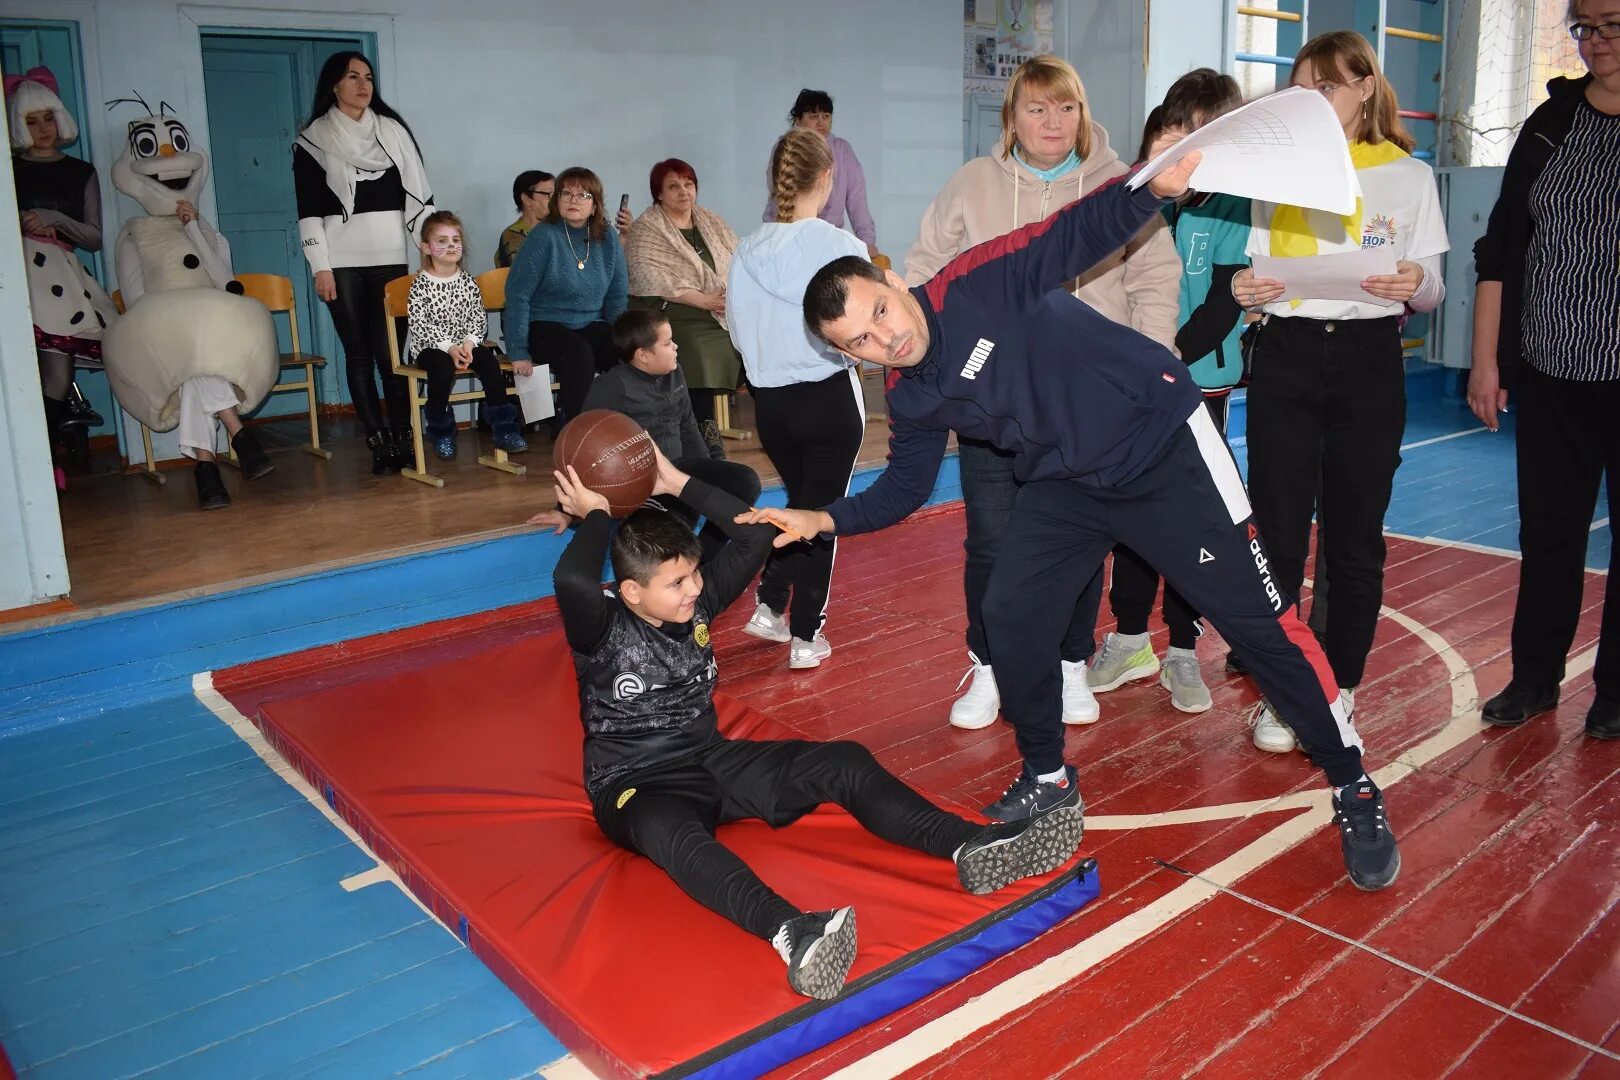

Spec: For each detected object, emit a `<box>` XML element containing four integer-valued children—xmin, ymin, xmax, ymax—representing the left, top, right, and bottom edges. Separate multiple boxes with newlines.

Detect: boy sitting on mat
<box><xmin>552</xmin><ymin>444</ymin><xmax>1081</xmax><ymax>1000</ymax></box>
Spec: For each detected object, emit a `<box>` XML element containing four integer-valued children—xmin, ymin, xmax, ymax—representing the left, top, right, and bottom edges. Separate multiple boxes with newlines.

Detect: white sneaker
<box><xmin>950</xmin><ymin>653</ymin><xmax>1001</xmax><ymax>730</ymax></box>
<box><xmin>1061</xmin><ymin>659</ymin><xmax>1100</xmax><ymax>725</ymax></box>
<box><xmin>1250</xmin><ymin>698</ymin><xmax>1297</xmax><ymax>753</ymax></box>
<box><xmin>789</xmin><ymin>634</ymin><xmax>832</xmax><ymax>669</ymax></box>
<box><xmin>742</xmin><ymin>602</ymin><xmax>791</xmax><ymax>643</ymax></box>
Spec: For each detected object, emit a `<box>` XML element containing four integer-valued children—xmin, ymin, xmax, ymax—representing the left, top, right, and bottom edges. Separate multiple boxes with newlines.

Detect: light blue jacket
<box><xmin>726</xmin><ymin>219</ymin><xmax>866</xmax><ymax>389</ymax></box>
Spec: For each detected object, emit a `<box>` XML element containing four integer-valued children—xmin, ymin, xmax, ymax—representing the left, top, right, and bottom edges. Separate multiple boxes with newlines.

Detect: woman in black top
<box><xmin>1470</xmin><ymin>0</ymin><xmax>1620</xmax><ymax>739</ymax></box>
<box><xmin>294</xmin><ymin>51</ymin><xmax>434</xmax><ymax>474</ymax></box>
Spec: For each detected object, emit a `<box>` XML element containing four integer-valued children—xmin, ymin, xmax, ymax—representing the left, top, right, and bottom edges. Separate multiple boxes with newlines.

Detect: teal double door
<box><xmin>200</xmin><ymin>31</ymin><xmax>374</xmax><ymax>413</ymax></box>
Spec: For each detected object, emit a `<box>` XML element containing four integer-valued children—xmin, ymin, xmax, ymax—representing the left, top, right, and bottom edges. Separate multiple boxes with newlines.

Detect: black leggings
<box><xmin>414</xmin><ymin>346</ymin><xmax>508</xmax><ymax>413</ymax></box>
<box><xmin>651</xmin><ymin>456</ymin><xmax>763</xmax><ymax>565</ymax></box>
<box><xmin>752</xmin><ymin>369</ymin><xmax>866</xmax><ymax>641</ymax></box>
<box><xmin>328</xmin><ymin>264</ymin><xmax>410</xmax><ymax>436</ymax></box>
<box><xmin>592</xmin><ymin>739</ymin><xmax>979</xmax><ymax>939</ymax></box>
<box><xmin>527</xmin><ymin>320</ymin><xmax>617</xmax><ymax>422</ymax></box>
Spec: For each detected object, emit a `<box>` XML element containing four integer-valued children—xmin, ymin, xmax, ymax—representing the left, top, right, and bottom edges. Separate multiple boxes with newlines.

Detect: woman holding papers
<box><xmin>1468</xmin><ymin>0</ymin><xmax>1620</xmax><ymax>740</ymax></box>
<box><xmin>1230</xmin><ymin>30</ymin><xmax>1448</xmax><ymax>755</ymax></box>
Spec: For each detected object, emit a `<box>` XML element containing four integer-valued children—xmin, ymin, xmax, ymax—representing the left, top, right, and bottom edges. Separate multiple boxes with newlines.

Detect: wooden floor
<box><xmin>51</xmin><ymin>378</ymin><xmax>894</xmax><ymax>614</ymax></box>
<box><xmin>4</xmin><ymin>379</ymin><xmax>1617</xmax><ymax>1078</ymax></box>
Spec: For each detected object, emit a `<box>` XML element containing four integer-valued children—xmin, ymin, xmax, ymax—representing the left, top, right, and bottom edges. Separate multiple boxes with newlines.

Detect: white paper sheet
<box><xmin>512</xmin><ymin>364</ymin><xmax>554</xmax><ymax>422</ymax></box>
<box><xmin>1129</xmin><ymin>86</ymin><xmax>1359</xmax><ymax>216</ymax></box>
<box><xmin>1251</xmin><ymin>249</ymin><xmax>1399</xmax><ymax>305</ymax></box>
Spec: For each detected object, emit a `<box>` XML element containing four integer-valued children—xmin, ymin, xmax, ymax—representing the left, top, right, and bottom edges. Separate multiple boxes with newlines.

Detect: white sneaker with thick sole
<box><xmin>789</xmin><ymin>634</ymin><xmax>832</xmax><ymax>669</ymax></box>
<box><xmin>742</xmin><ymin>603</ymin><xmax>791</xmax><ymax>643</ymax></box>
<box><xmin>1249</xmin><ymin>698</ymin><xmax>1297</xmax><ymax>753</ymax></box>
<box><xmin>1061</xmin><ymin>659</ymin><xmax>1100</xmax><ymax>725</ymax></box>
<box><xmin>950</xmin><ymin>653</ymin><xmax>1001</xmax><ymax>730</ymax></box>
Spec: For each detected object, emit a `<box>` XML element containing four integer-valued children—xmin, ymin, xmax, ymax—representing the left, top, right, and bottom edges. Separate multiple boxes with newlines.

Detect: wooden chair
<box><xmin>233</xmin><ymin>273</ymin><xmax>332</xmax><ymax>462</ymax></box>
<box><xmin>109</xmin><ymin>289</ymin><xmax>166</xmax><ymax>487</ymax></box>
<box><xmin>383</xmin><ymin>273</ymin><xmax>526</xmax><ymax>487</ymax></box>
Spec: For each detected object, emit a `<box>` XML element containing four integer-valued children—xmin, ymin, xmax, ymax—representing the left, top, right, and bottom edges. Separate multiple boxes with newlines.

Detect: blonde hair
<box><xmin>769</xmin><ymin>128</ymin><xmax>833</xmax><ymax>224</ymax></box>
<box><xmin>1293</xmin><ymin>30</ymin><xmax>1415</xmax><ymax>151</ymax></box>
<box><xmin>417</xmin><ymin>210</ymin><xmax>467</xmax><ymax>270</ymax></box>
<box><xmin>999</xmin><ymin>55</ymin><xmax>1094</xmax><ymax>161</ymax></box>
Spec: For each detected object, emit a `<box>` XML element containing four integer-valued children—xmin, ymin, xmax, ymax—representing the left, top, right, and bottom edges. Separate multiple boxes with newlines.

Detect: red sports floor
<box><xmin>215</xmin><ymin>503</ymin><xmax>1620</xmax><ymax>1079</ymax></box>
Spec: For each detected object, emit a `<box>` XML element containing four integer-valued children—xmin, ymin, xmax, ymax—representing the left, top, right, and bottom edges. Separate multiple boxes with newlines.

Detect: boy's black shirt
<box><xmin>553</xmin><ymin>478</ymin><xmax>774</xmax><ymax>796</ymax></box>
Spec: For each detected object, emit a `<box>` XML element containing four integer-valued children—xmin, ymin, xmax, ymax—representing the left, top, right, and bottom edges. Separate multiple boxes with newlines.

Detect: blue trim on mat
<box><xmin>0</xmin><ymin>457</ymin><xmax>962</xmax><ymax>736</ymax></box>
<box><xmin>687</xmin><ymin>865</ymin><xmax>1101</xmax><ymax>1080</ymax></box>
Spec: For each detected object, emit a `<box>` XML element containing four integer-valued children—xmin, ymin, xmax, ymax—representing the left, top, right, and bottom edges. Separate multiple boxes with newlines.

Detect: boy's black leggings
<box><xmin>591</xmin><ymin>738</ymin><xmax>980</xmax><ymax>939</ymax></box>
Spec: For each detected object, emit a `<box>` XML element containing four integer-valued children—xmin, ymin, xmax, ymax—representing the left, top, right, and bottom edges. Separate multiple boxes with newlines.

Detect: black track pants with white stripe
<box><xmin>983</xmin><ymin>407</ymin><xmax>1366</xmax><ymax>786</ymax></box>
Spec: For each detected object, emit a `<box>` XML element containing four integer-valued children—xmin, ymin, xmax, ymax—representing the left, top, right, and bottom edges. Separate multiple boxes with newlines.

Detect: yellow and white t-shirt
<box><xmin>1248</xmin><ymin>140</ymin><xmax>1450</xmax><ymax>321</ymax></box>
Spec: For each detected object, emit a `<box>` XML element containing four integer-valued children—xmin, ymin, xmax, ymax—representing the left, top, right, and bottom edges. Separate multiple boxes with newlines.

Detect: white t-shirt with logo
<box><xmin>1248</xmin><ymin>154</ymin><xmax>1449</xmax><ymax>321</ymax></box>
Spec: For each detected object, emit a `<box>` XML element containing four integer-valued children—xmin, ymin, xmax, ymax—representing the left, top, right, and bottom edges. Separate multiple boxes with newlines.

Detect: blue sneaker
<box><xmin>981</xmin><ymin>764</ymin><xmax>1082</xmax><ymax>823</ymax></box>
<box><xmin>423</xmin><ymin>408</ymin><xmax>456</xmax><ymax>461</ymax></box>
<box><xmin>488</xmin><ymin>402</ymin><xmax>528</xmax><ymax>453</ymax></box>
<box><xmin>1333</xmin><ymin>779</ymin><xmax>1401</xmax><ymax>891</ymax></box>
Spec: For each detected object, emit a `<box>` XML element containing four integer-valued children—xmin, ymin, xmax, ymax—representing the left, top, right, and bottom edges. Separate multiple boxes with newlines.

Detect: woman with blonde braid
<box><xmin>727</xmin><ymin>130</ymin><xmax>868</xmax><ymax>669</ymax></box>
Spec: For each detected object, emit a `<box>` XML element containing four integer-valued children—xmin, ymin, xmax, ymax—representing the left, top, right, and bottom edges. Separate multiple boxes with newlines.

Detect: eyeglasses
<box><xmin>558</xmin><ymin>191</ymin><xmax>594</xmax><ymax>203</ymax></box>
<box><xmin>527</xmin><ymin>188</ymin><xmax>554</xmax><ymax>199</ymax></box>
<box><xmin>1570</xmin><ymin>21</ymin><xmax>1620</xmax><ymax>40</ymax></box>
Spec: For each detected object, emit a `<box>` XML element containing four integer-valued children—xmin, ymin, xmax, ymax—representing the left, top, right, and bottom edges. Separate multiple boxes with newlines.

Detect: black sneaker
<box><xmin>772</xmin><ymin>907</ymin><xmax>857</xmax><ymax>1000</ymax></box>
<box><xmin>1332</xmin><ymin>779</ymin><xmax>1400</xmax><ymax>891</ymax></box>
<box><xmin>1481</xmin><ymin>680</ymin><xmax>1559</xmax><ymax>728</ymax></box>
<box><xmin>981</xmin><ymin>764</ymin><xmax>1082</xmax><ymax>823</ymax></box>
<box><xmin>1586</xmin><ymin>695</ymin><xmax>1620</xmax><ymax>740</ymax></box>
<box><xmin>955</xmin><ymin>809</ymin><xmax>1084</xmax><ymax>895</ymax></box>
<box><xmin>1225</xmin><ymin>651</ymin><xmax>1248</xmax><ymax>676</ymax></box>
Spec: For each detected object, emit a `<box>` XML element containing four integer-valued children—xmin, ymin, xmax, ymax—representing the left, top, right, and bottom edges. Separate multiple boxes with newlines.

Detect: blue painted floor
<box><xmin>0</xmin><ymin>687</ymin><xmax>565</xmax><ymax>1078</ymax></box>
<box><xmin>0</xmin><ymin>369</ymin><xmax>1608</xmax><ymax>1079</ymax></box>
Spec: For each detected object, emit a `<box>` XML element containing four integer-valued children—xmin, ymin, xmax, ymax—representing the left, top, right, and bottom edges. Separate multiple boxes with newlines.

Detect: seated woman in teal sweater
<box><xmin>503</xmin><ymin>166</ymin><xmax>628</xmax><ymax>421</ymax></box>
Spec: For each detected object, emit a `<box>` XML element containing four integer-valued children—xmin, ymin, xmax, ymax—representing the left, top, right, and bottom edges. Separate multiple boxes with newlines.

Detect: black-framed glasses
<box><xmin>1570</xmin><ymin>21</ymin><xmax>1620</xmax><ymax>40</ymax></box>
<box><xmin>526</xmin><ymin>188</ymin><xmax>554</xmax><ymax>200</ymax></box>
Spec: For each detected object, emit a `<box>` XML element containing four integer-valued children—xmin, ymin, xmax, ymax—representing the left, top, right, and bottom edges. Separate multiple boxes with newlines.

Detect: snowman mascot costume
<box><xmin>102</xmin><ymin>99</ymin><xmax>278</xmax><ymax>510</ymax></box>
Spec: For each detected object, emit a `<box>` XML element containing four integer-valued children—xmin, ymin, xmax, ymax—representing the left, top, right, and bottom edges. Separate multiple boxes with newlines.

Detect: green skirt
<box><xmin>629</xmin><ymin>296</ymin><xmax>742</xmax><ymax>391</ymax></box>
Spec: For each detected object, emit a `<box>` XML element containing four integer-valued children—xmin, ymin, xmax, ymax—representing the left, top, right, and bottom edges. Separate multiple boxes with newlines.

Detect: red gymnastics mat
<box><xmin>252</xmin><ymin>632</ymin><xmax>1096</xmax><ymax>1079</ymax></box>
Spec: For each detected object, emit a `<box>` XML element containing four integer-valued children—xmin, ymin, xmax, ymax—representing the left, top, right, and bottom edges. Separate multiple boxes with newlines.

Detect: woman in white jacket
<box><xmin>728</xmin><ymin>129</ymin><xmax>869</xmax><ymax>670</ymax></box>
<box><xmin>904</xmin><ymin>55</ymin><xmax>1182</xmax><ymax>731</ymax></box>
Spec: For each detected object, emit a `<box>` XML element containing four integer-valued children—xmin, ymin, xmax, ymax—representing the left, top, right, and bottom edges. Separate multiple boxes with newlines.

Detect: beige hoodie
<box><xmin>903</xmin><ymin>121</ymin><xmax>1180</xmax><ymax>353</ymax></box>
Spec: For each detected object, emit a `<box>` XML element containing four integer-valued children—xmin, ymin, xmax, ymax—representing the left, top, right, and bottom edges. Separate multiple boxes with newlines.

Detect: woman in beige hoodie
<box><xmin>904</xmin><ymin>54</ymin><xmax>1181</xmax><ymax>733</ymax></box>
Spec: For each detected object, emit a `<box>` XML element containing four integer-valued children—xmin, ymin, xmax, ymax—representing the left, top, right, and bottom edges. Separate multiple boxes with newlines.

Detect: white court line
<box><xmin>192</xmin><ymin>672</ymin><xmax>454</xmax><ymax>933</ymax></box>
<box><xmin>1591</xmin><ymin>517</ymin><xmax>1609</xmax><ymax>533</ymax></box>
<box><xmin>830</xmin><ymin>605</ymin><xmax>1600</xmax><ymax>1079</ymax></box>
<box><xmin>1400</xmin><ymin>425</ymin><xmax>1487</xmax><ymax>452</ymax></box>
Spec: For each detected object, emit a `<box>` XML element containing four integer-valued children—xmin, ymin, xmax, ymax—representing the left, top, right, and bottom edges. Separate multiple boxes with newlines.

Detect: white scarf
<box><xmin>298</xmin><ymin>106</ymin><xmax>431</xmax><ymax>231</ymax></box>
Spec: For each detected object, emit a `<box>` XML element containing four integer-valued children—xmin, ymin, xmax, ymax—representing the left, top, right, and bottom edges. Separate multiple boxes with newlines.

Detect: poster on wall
<box><xmin>963</xmin><ymin>0</ymin><xmax>1055</xmax><ymax>88</ymax></box>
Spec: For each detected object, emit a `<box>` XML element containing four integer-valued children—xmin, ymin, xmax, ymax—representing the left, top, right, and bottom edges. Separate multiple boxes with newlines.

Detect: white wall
<box><xmin>78</xmin><ymin>0</ymin><xmax>963</xmax><ymax>276</ymax></box>
<box><xmin>1063</xmin><ymin>0</ymin><xmax>1148</xmax><ymax>162</ymax></box>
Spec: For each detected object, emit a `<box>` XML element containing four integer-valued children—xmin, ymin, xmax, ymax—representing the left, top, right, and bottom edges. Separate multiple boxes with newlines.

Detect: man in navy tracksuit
<box><xmin>749</xmin><ymin>155</ymin><xmax>1400</xmax><ymax>892</ymax></box>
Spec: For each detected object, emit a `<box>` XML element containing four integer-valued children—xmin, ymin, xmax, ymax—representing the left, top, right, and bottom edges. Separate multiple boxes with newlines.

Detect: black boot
<box><xmin>1481</xmin><ymin>680</ymin><xmax>1559</xmax><ymax>728</ymax></box>
<box><xmin>41</xmin><ymin>395</ymin><xmax>65</xmax><ymax>444</ymax></box>
<box><xmin>389</xmin><ymin>428</ymin><xmax>416</xmax><ymax>472</ymax></box>
<box><xmin>60</xmin><ymin>381</ymin><xmax>104</xmax><ymax>429</ymax></box>
<box><xmin>231</xmin><ymin>427</ymin><xmax>275</xmax><ymax>480</ymax></box>
<box><xmin>367</xmin><ymin>432</ymin><xmax>399</xmax><ymax>477</ymax></box>
<box><xmin>194</xmin><ymin>460</ymin><xmax>231</xmax><ymax>510</ymax></box>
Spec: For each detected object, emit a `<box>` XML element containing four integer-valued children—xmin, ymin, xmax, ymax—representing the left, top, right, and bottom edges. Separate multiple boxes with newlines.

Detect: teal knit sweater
<box><xmin>504</xmin><ymin>221</ymin><xmax>628</xmax><ymax>358</ymax></box>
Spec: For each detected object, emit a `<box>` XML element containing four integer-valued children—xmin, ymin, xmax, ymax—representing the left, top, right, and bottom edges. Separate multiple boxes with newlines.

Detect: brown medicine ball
<box><xmin>554</xmin><ymin>410</ymin><xmax>658</xmax><ymax>516</ymax></box>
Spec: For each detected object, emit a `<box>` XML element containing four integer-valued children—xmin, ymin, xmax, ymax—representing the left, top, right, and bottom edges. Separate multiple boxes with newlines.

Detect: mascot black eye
<box><xmin>130</xmin><ymin>124</ymin><xmax>159</xmax><ymax>158</ymax></box>
<box><xmin>167</xmin><ymin>123</ymin><xmax>190</xmax><ymax>153</ymax></box>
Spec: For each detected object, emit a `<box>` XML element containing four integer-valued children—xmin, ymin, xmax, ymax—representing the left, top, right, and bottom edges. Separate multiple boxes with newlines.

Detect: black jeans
<box><xmin>1510</xmin><ymin>365</ymin><xmax>1620</xmax><ymax>697</ymax></box>
<box><xmin>752</xmin><ymin>369</ymin><xmax>866</xmax><ymax>641</ymax></box>
<box><xmin>592</xmin><ymin>739</ymin><xmax>979</xmax><ymax>940</ymax></box>
<box><xmin>1105</xmin><ymin>395</ymin><xmax>1231</xmax><ymax>648</ymax></box>
<box><xmin>414</xmin><ymin>346</ymin><xmax>508</xmax><ymax>413</ymax></box>
<box><xmin>527</xmin><ymin>320</ymin><xmax>616</xmax><ymax>423</ymax></box>
<box><xmin>652</xmin><ymin>456</ymin><xmax>763</xmax><ymax>565</ymax></box>
<box><xmin>329</xmin><ymin>264</ymin><xmax>410</xmax><ymax>436</ymax></box>
<box><xmin>985</xmin><ymin>410</ymin><xmax>1365</xmax><ymax>785</ymax></box>
<box><xmin>1245</xmin><ymin>316</ymin><xmax>1404</xmax><ymax>688</ymax></box>
<box><xmin>960</xmin><ymin>439</ymin><xmax>1100</xmax><ymax>664</ymax></box>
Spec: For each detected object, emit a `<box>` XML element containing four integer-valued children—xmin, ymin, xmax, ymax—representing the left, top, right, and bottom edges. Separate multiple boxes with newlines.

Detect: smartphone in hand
<box><xmin>619</xmin><ymin>194</ymin><xmax>630</xmax><ymax>216</ymax></box>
